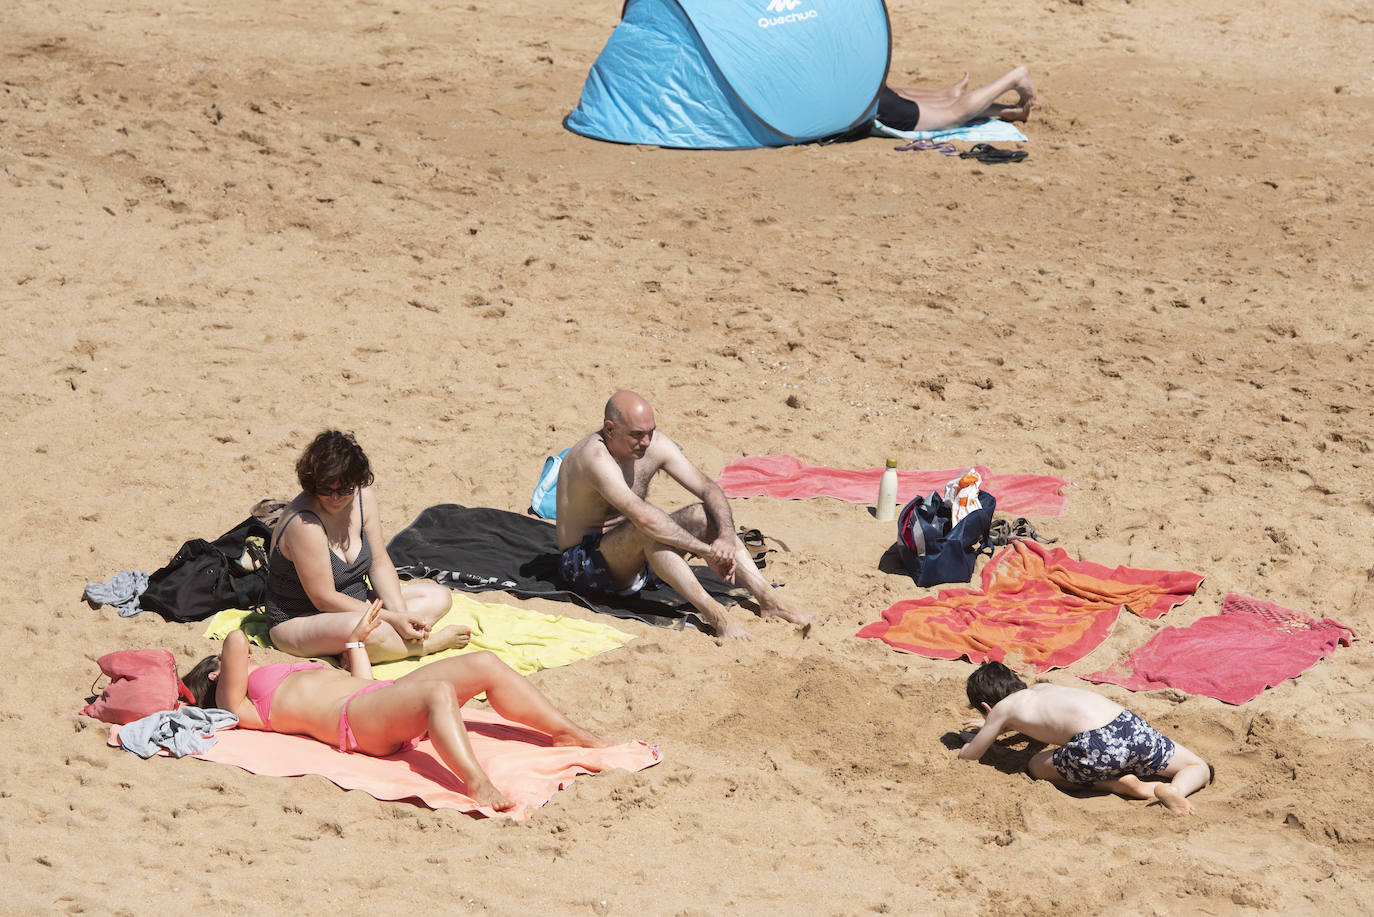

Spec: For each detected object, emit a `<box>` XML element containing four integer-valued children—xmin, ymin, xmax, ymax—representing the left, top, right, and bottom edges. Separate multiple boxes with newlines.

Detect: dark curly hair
<box><xmin>966</xmin><ymin>661</ymin><xmax>1027</xmax><ymax>712</ymax></box>
<box><xmin>295</xmin><ymin>430</ymin><xmax>375</xmax><ymax>496</ymax></box>
<box><xmin>181</xmin><ymin>655</ymin><xmax>222</xmax><ymax>709</ymax></box>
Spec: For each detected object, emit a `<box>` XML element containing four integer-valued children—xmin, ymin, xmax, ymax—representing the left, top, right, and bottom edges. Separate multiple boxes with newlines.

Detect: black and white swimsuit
<box><xmin>264</xmin><ymin>503</ymin><xmax>372</xmax><ymax>628</ymax></box>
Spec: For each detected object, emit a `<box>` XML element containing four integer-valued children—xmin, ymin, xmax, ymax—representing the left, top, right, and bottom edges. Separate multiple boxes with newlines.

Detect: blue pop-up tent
<box><xmin>565</xmin><ymin>0</ymin><xmax>891</xmax><ymax>150</ymax></box>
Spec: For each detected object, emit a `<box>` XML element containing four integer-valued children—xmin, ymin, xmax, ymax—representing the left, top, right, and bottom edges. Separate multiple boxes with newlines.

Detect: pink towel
<box><xmin>715</xmin><ymin>455</ymin><xmax>1069</xmax><ymax>516</ymax></box>
<box><xmin>856</xmin><ymin>541</ymin><xmax>1203</xmax><ymax>672</ymax></box>
<box><xmin>110</xmin><ymin>708</ymin><xmax>661</xmax><ymax>820</ymax></box>
<box><xmin>1082</xmin><ymin>592</ymin><xmax>1356</xmax><ymax>705</ymax></box>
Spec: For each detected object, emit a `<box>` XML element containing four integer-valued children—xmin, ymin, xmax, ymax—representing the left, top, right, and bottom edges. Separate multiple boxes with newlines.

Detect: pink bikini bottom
<box><xmin>337</xmin><ymin>680</ymin><xmax>419</xmax><ymax>754</ymax></box>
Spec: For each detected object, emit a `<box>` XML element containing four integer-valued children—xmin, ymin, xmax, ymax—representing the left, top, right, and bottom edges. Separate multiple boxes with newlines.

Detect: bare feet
<box><xmin>1110</xmin><ymin>774</ymin><xmax>1157</xmax><ymax>801</ymax></box>
<box><xmin>1008</xmin><ymin>66</ymin><xmax>1035</xmax><ymax>107</ymax></box>
<box><xmin>759</xmin><ymin>598</ymin><xmax>815</xmax><ymax>625</ymax></box>
<box><xmin>993</xmin><ymin>103</ymin><xmax>1031</xmax><ymax>123</ymax></box>
<box><xmin>551</xmin><ymin>726</ymin><xmax>617</xmax><ymax>749</ymax></box>
<box><xmin>1154</xmin><ymin>784</ymin><xmax>1197</xmax><ymax>815</ymax></box>
<box><xmin>430</xmin><ymin>625</ymin><xmax>472</xmax><ymax>651</ymax></box>
<box><xmin>717</xmin><ymin>618</ymin><xmax>753</xmax><ymax>641</ymax></box>
<box><xmin>986</xmin><ymin>68</ymin><xmax>1034</xmax><ymax>123</ymax></box>
<box><xmin>949</xmin><ymin>72</ymin><xmax>970</xmax><ymax>99</ymax></box>
<box><xmin>468</xmin><ymin>780</ymin><xmax>516</xmax><ymax>812</ymax></box>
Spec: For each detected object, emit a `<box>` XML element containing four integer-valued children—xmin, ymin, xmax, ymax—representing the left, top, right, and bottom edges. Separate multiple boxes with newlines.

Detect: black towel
<box><xmin>387</xmin><ymin>504</ymin><xmax>744</xmax><ymax>630</ymax></box>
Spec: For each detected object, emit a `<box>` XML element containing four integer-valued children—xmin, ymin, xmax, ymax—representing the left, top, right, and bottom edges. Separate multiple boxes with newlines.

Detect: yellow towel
<box><xmin>203</xmin><ymin>592</ymin><xmax>634</xmax><ymax>679</ymax></box>
<box><xmin>204</xmin><ymin>608</ymin><xmax>275</xmax><ymax>645</ymax></box>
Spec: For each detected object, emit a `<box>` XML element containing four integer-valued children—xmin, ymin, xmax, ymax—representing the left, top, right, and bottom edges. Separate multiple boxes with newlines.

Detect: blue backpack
<box><xmin>529</xmin><ymin>448</ymin><xmax>570</xmax><ymax>520</ymax></box>
<box><xmin>895</xmin><ymin>491</ymin><xmax>996</xmax><ymax>587</ymax></box>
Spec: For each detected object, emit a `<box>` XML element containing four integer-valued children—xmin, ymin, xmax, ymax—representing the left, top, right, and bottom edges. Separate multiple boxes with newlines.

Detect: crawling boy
<box><xmin>957</xmin><ymin>661</ymin><xmax>1210</xmax><ymax>814</ymax></box>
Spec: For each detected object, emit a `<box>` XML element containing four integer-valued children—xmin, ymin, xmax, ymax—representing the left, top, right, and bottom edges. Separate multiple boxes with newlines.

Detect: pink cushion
<box><xmin>81</xmin><ymin>650</ymin><xmax>185</xmax><ymax>725</ymax></box>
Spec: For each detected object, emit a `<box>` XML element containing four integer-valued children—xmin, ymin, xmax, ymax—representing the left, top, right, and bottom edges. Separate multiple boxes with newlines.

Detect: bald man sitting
<box><xmin>555</xmin><ymin>391</ymin><xmax>812</xmax><ymax>641</ymax></box>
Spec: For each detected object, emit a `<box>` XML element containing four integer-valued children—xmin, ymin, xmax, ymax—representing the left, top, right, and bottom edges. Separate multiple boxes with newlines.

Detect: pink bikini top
<box><xmin>244</xmin><ymin>662</ymin><xmax>328</xmax><ymax>728</ymax></box>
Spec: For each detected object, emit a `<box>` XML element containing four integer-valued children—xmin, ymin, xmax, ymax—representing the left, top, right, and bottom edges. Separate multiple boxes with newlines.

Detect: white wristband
<box><xmin>343</xmin><ymin>641</ymin><xmax>366</xmax><ymax>650</ymax></box>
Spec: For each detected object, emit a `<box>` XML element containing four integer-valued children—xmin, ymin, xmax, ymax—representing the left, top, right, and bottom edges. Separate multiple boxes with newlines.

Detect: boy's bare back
<box><xmin>962</xmin><ymin>683</ymin><xmax>1125</xmax><ymax>757</ymax></box>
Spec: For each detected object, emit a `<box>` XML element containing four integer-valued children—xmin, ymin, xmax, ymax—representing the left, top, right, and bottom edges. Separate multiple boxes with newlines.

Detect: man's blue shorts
<box><xmin>558</xmin><ymin>533</ymin><xmax>657</xmax><ymax>596</ymax></box>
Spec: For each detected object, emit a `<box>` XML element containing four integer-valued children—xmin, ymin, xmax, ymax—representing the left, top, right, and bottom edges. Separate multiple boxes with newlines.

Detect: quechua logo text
<box><xmin>759</xmin><ymin>0</ymin><xmax>818</xmax><ymax>28</ymax></box>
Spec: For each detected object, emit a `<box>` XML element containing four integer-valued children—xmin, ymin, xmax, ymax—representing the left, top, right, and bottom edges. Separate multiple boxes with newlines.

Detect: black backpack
<box><xmin>141</xmin><ymin>516</ymin><xmax>273</xmax><ymax>622</ymax></box>
<box><xmin>895</xmin><ymin>491</ymin><xmax>996</xmax><ymax>587</ymax></box>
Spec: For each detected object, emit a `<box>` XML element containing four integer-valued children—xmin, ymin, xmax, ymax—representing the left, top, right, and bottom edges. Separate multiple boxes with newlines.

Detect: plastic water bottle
<box><xmin>876</xmin><ymin>457</ymin><xmax>899</xmax><ymax>521</ymax></box>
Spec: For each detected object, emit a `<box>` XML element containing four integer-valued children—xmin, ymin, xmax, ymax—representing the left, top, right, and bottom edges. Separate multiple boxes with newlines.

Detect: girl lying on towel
<box><xmin>182</xmin><ymin>603</ymin><xmax>612</xmax><ymax>811</ymax></box>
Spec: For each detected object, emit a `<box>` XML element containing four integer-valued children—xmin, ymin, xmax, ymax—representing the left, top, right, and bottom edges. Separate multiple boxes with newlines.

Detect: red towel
<box><xmin>110</xmin><ymin>707</ymin><xmax>661</xmax><ymax>820</ymax></box>
<box><xmin>1082</xmin><ymin>592</ymin><xmax>1355</xmax><ymax>705</ymax></box>
<box><xmin>715</xmin><ymin>455</ymin><xmax>1070</xmax><ymax>516</ymax></box>
<box><xmin>856</xmin><ymin>541</ymin><xmax>1203</xmax><ymax>671</ymax></box>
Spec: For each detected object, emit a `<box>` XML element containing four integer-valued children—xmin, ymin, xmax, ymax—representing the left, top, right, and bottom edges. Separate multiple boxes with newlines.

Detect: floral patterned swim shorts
<box><xmin>1050</xmin><ymin>710</ymin><xmax>1176</xmax><ymax>785</ymax></box>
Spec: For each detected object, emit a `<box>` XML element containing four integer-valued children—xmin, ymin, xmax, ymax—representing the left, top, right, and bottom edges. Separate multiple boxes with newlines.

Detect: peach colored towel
<box><xmin>715</xmin><ymin>455</ymin><xmax>1070</xmax><ymax>516</ymax></box>
<box><xmin>111</xmin><ymin>708</ymin><xmax>661</xmax><ymax>820</ymax></box>
<box><xmin>857</xmin><ymin>541</ymin><xmax>1203</xmax><ymax>672</ymax></box>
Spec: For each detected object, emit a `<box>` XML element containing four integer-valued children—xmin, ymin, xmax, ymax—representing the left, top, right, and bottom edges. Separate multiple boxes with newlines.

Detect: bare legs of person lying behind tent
<box><xmin>888</xmin><ymin>73</ymin><xmax>970</xmax><ymax>103</ymax></box>
<box><xmin>883</xmin><ymin>66</ymin><xmax>1035</xmax><ymax>130</ymax></box>
<box><xmin>185</xmin><ymin>615</ymin><xmax>613</xmax><ymax>811</ymax></box>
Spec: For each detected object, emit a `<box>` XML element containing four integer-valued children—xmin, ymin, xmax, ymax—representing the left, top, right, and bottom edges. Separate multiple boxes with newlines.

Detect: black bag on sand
<box><xmin>895</xmin><ymin>491</ymin><xmax>996</xmax><ymax>587</ymax></box>
<box><xmin>141</xmin><ymin>516</ymin><xmax>273</xmax><ymax>622</ymax></box>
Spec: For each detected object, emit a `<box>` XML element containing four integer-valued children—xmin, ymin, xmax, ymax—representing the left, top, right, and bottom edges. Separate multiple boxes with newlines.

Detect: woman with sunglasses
<box><xmin>264</xmin><ymin>429</ymin><xmax>466</xmax><ymax>661</ymax></box>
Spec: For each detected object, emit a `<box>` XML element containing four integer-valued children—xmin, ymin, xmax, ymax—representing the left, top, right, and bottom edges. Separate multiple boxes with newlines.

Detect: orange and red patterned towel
<box><xmin>1082</xmin><ymin>592</ymin><xmax>1355</xmax><ymax>704</ymax></box>
<box><xmin>715</xmin><ymin>455</ymin><xmax>1070</xmax><ymax>517</ymax></box>
<box><xmin>857</xmin><ymin>541</ymin><xmax>1203</xmax><ymax>672</ymax></box>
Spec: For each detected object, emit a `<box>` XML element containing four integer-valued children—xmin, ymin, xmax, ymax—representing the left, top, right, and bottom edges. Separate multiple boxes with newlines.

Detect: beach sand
<box><xmin>2</xmin><ymin>0</ymin><xmax>1371</xmax><ymax>912</ymax></box>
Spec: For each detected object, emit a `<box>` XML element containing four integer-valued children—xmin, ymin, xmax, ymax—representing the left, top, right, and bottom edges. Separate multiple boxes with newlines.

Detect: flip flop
<box><xmin>988</xmin><ymin>517</ymin><xmax>1054</xmax><ymax>546</ymax></box>
<box><xmin>895</xmin><ymin>140</ymin><xmax>959</xmax><ymax>156</ymax></box>
<box><xmin>1011</xmin><ymin>517</ymin><xmax>1055</xmax><ymax>543</ymax></box>
<box><xmin>738</xmin><ymin>526</ymin><xmax>790</xmax><ymax>568</ymax></box>
<box><xmin>982</xmin><ymin>149</ymin><xmax>1028</xmax><ymax>164</ymax></box>
<box><xmin>958</xmin><ymin>143</ymin><xmax>1028</xmax><ymax>164</ymax></box>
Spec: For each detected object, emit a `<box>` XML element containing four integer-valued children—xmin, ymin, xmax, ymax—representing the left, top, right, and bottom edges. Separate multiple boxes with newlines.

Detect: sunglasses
<box><xmin>315</xmin><ymin>484</ymin><xmax>357</xmax><ymax>498</ymax></box>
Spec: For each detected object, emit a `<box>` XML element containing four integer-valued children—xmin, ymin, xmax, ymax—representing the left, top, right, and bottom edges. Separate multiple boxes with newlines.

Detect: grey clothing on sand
<box><xmin>117</xmin><ymin>707</ymin><xmax>239</xmax><ymax>759</ymax></box>
<box><xmin>83</xmin><ymin>570</ymin><xmax>151</xmax><ymax>617</ymax></box>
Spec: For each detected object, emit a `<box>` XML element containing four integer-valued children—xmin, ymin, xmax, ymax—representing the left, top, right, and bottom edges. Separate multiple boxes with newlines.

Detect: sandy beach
<box><xmin>3</xmin><ymin>0</ymin><xmax>1371</xmax><ymax>912</ymax></box>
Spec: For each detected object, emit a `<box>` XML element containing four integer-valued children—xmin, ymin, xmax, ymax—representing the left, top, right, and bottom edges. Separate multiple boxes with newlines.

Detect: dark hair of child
<box><xmin>295</xmin><ymin>430</ymin><xmax>375</xmax><ymax>496</ymax></box>
<box><xmin>966</xmin><ymin>661</ymin><xmax>1028</xmax><ymax>711</ymax></box>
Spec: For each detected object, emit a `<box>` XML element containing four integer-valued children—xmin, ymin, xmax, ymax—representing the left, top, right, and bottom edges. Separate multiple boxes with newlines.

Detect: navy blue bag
<box><xmin>895</xmin><ymin>491</ymin><xmax>997</xmax><ymax>587</ymax></box>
